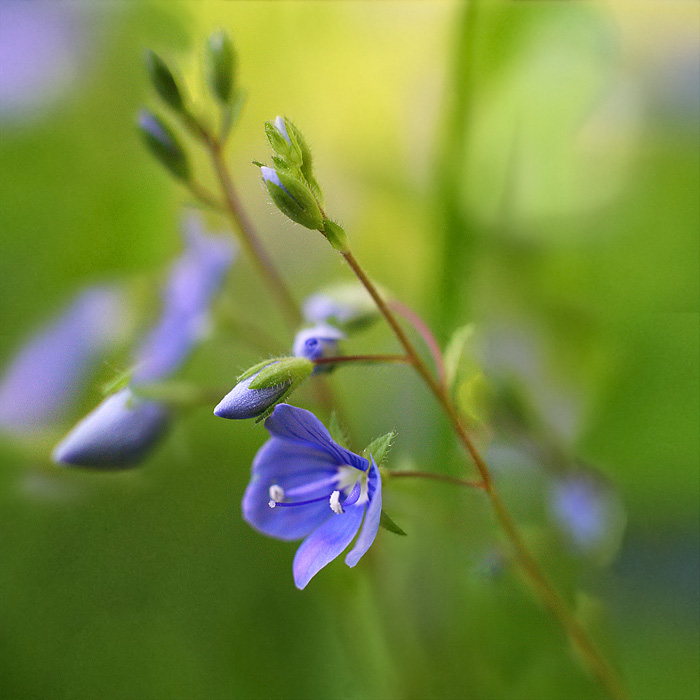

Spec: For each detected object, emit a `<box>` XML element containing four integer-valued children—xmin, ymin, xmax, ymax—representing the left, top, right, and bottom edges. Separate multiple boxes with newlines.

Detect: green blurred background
<box><xmin>0</xmin><ymin>2</ymin><xmax>698</xmax><ymax>699</ymax></box>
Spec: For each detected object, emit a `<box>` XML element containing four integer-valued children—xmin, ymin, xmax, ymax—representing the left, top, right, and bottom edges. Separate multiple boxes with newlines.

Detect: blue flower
<box><xmin>292</xmin><ymin>323</ymin><xmax>344</xmax><ymax>369</ymax></box>
<box><xmin>53</xmin><ymin>213</ymin><xmax>235</xmax><ymax>468</ymax></box>
<box><xmin>213</xmin><ymin>366</ymin><xmax>291</xmax><ymax>420</ymax></box>
<box><xmin>0</xmin><ymin>285</ymin><xmax>124</xmax><ymax>433</ymax></box>
<box><xmin>242</xmin><ymin>404</ymin><xmax>382</xmax><ymax>589</ymax></box>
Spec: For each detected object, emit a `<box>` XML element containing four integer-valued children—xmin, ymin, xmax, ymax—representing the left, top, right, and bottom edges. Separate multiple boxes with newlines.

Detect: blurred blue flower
<box><xmin>213</xmin><ymin>366</ymin><xmax>291</xmax><ymax>420</ymax></box>
<box><xmin>0</xmin><ymin>285</ymin><xmax>125</xmax><ymax>432</ymax></box>
<box><xmin>302</xmin><ymin>282</ymin><xmax>379</xmax><ymax>331</ymax></box>
<box><xmin>53</xmin><ymin>213</ymin><xmax>236</xmax><ymax>468</ymax></box>
<box><xmin>549</xmin><ymin>471</ymin><xmax>625</xmax><ymax>563</ymax></box>
<box><xmin>0</xmin><ymin>1</ymin><xmax>90</xmax><ymax>122</ymax></box>
<box><xmin>243</xmin><ymin>404</ymin><xmax>382</xmax><ymax>589</ymax></box>
<box><xmin>293</xmin><ymin>323</ymin><xmax>344</xmax><ymax>370</ymax></box>
<box><xmin>132</xmin><ymin>212</ymin><xmax>236</xmax><ymax>384</ymax></box>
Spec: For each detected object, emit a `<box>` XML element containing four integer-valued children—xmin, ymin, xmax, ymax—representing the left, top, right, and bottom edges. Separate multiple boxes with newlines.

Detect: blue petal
<box><xmin>214</xmin><ymin>373</ymin><xmax>291</xmax><ymax>420</ymax></box>
<box><xmin>293</xmin><ymin>505</ymin><xmax>365</xmax><ymax>590</ymax></box>
<box><xmin>0</xmin><ymin>285</ymin><xmax>124</xmax><ymax>432</ymax></box>
<box><xmin>52</xmin><ymin>387</ymin><xmax>169</xmax><ymax>468</ymax></box>
<box><xmin>243</xmin><ymin>438</ymin><xmax>338</xmax><ymax>541</ymax></box>
<box><xmin>345</xmin><ymin>459</ymin><xmax>382</xmax><ymax>567</ymax></box>
<box><xmin>132</xmin><ymin>213</ymin><xmax>235</xmax><ymax>384</ymax></box>
<box><xmin>265</xmin><ymin>405</ymin><xmax>368</xmax><ymax>472</ymax></box>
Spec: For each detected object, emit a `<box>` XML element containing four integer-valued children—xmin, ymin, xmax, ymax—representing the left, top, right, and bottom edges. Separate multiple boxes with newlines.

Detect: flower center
<box><xmin>267</xmin><ymin>464</ymin><xmax>368</xmax><ymax>513</ymax></box>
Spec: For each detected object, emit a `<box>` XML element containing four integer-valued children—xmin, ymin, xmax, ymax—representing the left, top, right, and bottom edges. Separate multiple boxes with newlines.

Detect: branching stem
<box><xmin>340</xmin><ymin>249</ymin><xmax>628</xmax><ymax>700</ymax></box>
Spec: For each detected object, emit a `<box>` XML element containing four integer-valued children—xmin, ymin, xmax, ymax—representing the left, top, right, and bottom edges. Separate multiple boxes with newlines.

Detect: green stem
<box><xmin>341</xmin><ymin>249</ymin><xmax>628</xmax><ymax>700</ymax></box>
<box><xmin>207</xmin><ymin>138</ymin><xmax>302</xmax><ymax>332</ymax></box>
<box><xmin>314</xmin><ymin>354</ymin><xmax>410</xmax><ymax>367</ymax></box>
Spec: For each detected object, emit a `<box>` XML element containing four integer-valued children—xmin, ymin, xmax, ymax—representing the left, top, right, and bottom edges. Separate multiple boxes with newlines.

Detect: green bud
<box><xmin>265</xmin><ymin>117</ymin><xmax>302</xmax><ymax>167</ymax></box>
<box><xmin>248</xmin><ymin>357</ymin><xmax>314</xmax><ymax>390</ymax></box>
<box><xmin>260</xmin><ymin>166</ymin><xmax>324</xmax><ymax>230</ymax></box>
<box><xmin>322</xmin><ymin>220</ymin><xmax>349</xmax><ymax>253</ymax></box>
<box><xmin>206</xmin><ymin>30</ymin><xmax>235</xmax><ymax>103</ymax></box>
<box><xmin>144</xmin><ymin>50</ymin><xmax>184</xmax><ymax>112</ymax></box>
<box><xmin>137</xmin><ymin>109</ymin><xmax>190</xmax><ymax>181</ymax></box>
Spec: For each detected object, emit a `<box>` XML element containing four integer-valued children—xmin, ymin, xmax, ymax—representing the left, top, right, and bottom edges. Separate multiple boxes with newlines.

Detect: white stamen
<box><xmin>268</xmin><ymin>500</ymin><xmax>276</xmax><ymax>509</ymax></box>
<box><xmin>330</xmin><ymin>490</ymin><xmax>344</xmax><ymax>514</ymax></box>
<box><xmin>269</xmin><ymin>484</ymin><xmax>285</xmax><ymax>503</ymax></box>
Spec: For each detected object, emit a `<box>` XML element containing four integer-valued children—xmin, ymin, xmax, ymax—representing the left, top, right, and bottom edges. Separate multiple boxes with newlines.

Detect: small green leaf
<box><xmin>206</xmin><ymin>30</ymin><xmax>236</xmax><ymax>103</ymax></box>
<box><xmin>380</xmin><ymin>510</ymin><xmax>407</xmax><ymax>536</ymax></box>
<box><xmin>144</xmin><ymin>50</ymin><xmax>185</xmax><ymax>112</ymax></box>
<box><xmin>362</xmin><ymin>430</ymin><xmax>396</xmax><ymax>466</ymax></box>
<box><xmin>237</xmin><ymin>359</ymin><xmax>278</xmax><ymax>383</ymax></box>
<box><xmin>248</xmin><ymin>357</ymin><xmax>313</xmax><ymax>390</ymax></box>
<box><xmin>322</xmin><ymin>220</ymin><xmax>349</xmax><ymax>253</ymax></box>
<box><xmin>328</xmin><ymin>411</ymin><xmax>350</xmax><ymax>449</ymax></box>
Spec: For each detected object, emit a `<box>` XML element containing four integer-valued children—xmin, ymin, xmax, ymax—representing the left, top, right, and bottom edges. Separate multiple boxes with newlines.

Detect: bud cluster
<box><xmin>258</xmin><ymin>117</ymin><xmax>349</xmax><ymax>252</ymax></box>
<box><xmin>137</xmin><ymin>30</ymin><xmax>242</xmax><ymax>182</ymax></box>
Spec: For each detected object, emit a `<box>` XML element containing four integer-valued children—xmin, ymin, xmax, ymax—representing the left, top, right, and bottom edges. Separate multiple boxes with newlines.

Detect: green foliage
<box><xmin>144</xmin><ymin>50</ymin><xmax>185</xmax><ymax>113</ymax></box>
<box><xmin>362</xmin><ymin>430</ymin><xmax>396</xmax><ymax>466</ymax></box>
<box><xmin>379</xmin><ymin>510</ymin><xmax>407</xmax><ymax>536</ymax></box>
<box><xmin>206</xmin><ymin>30</ymin><xmax>236</xmax><ymax>103</ymax></box>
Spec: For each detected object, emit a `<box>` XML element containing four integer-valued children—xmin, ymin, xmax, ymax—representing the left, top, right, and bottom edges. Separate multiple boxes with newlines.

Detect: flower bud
<box><xmin>52</xmin><ymin>387</ymin><xmax>170</xmax><ymax>468</ymax></box>
<box><xmin>214</xmin><ymin>371</ymin><xmax>292</xmax><ymax>420</ymax></box>
<box><xmin>260</xmin><ymin>167</ymin><xmax>324</xmax><ymax>230</ymax></box>
<box><xmin>206</xmin><ymin>30</ymin><xmax>235</xmax><ymax>103</ymax></box>
<box><xmin>137</xmin><ymin>109</ymin><xmax>190</xmax><ymax>181</ymax></box>
<box><xmin>293</xmin><ymin>324</ymin><xmax>344</xmax><ymax>371</ymax></box>
<box><xmin>144</xmin><ymin>50</ymin><xmax>184</xmax><ymax>112</ymax></box>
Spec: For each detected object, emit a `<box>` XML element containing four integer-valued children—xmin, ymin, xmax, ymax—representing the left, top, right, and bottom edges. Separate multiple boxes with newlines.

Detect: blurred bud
<box><xmin>137</xmin><ymin>109</ymin><xmax>190</xmax><ymax>181</ymax></box>
<box><xmin>0</xmin><ymin>285</ymin><xmax>126</xmax><ymax>433</ymax></box>
<box><xmin>549</xmin><ymin>469</ymin><xmax>626</xmax><ymax>565</ymax></box>
<box><xmin>206</xmin><ymin>30</ymin><xmax>235</xmax><ymax>103</ymax></box>
<box><xmin>52</xmin><ymin>387</ymin><xmax>170</xmax><ymax>468</ymax></box>
<box><xmin>293</xmin><ymin>324</ymin><xmax>344</xmax><ymax>371</ymax></box>
<box><xmin>302</xmin><ymin>282</ymin><xmax>380</xmax><ymax>331</ymax></box>
<box><xmin>144</xmin><ymin>50</ymin><xmax>185</xmax><ymax>112</ymax></box>
<box><xmin>264</xmin><ymin>116</ymin><xmax>302</xmax><ymax>167</ymax></box>
<box><xmin>260</xmin><ymin>166</ymin><xmax>323</xmax><ymax>230</ymax></box>
<box><xmin>322</xmin><ymin>220</ymin><xmax>349</xmax><ymax>253</ymax></box>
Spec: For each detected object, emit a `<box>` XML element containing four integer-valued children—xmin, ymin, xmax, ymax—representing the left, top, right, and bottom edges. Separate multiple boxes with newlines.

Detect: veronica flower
<box><xmin>293</xmin><ymin>323</ymin><xmax>344</xmax><ymax>372</ymax></box>
<box><xmin>0</xmin><ymin>285</ymin><xmax>124</xmax><ymax>433</ymax></box>
<box><xmin>53</xmin><ymin>213</ymin><xmax>235</xmax><ymax>468</ymax></box>
<box><xmin>243</xmin><ymin>404</ymin><xmax>382</xmax><ymax>589</ymax></box>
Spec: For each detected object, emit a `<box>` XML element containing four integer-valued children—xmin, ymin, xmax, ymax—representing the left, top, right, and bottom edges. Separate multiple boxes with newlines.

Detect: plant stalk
<box><xmin>341</xmin><ymin>250</ymin><xmax>628</xmax><ymax>700</ymax></box>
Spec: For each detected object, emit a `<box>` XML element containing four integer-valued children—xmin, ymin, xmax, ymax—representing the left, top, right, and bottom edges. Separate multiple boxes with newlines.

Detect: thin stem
<box><xmin>388</xmin><ymin>470</ymin><xmax>485</xmax><ymax>489</ymax></box>
<box><xmin>207</xmin><ymin>138</ymin><xmax>301</xmax><ymax>332</ymax></box>
<box><xmin>341</xmin><ymin>250</ymin><xmax>628</xmax><ymax>700</ymax></box>
<box><xmin>389</xmin><ymin>299</ymin><xmax>447</xmax><ymax>385</ymax></box>
<box><xmin>314</xmin><ymin>354</ymin><xmax>410</xmax><ymax>366</ymax></box>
